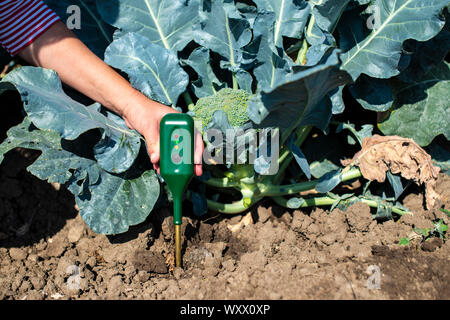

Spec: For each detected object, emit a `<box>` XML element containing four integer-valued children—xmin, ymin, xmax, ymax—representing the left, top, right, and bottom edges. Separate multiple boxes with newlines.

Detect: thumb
<box><xmin>147</xmin><ymin>140</ymin><xmax>160</xmax><ymax>165</ymax></box>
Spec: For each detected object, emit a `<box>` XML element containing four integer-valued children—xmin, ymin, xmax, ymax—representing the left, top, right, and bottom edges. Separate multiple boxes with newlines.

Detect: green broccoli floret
<box><xmin>193</xmin><ymin>88</ymin><xmax>251</xmax><ymax>129</ymax></box>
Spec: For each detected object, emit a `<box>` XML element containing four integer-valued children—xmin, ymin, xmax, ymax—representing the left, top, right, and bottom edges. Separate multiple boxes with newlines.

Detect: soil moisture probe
<box><xmin>160</xmin><ymin>113</ymin><xmax>195</xmax><ymax>268</ymax></box>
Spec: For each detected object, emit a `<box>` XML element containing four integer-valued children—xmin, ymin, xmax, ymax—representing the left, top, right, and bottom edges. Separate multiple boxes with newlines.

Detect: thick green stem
<box><xmin>232</xmin><ymin>73</ymin><xmax>239</xmax><ymax>90</ymax></box>
<box><xmin>183</xmin><ymin>91</ymin><xmax>195</xmax><ymax>111</ymax></box>
<box><xmin>206</xmin><ymin>198</ymin><xmax>247</xmax><ymax>214</ymax></box>
<box><xmin>199</xmin><ymin>176</ymin><xmax>239</xmax><ymax>188</ymax></box>
<box><xmin>273</xmin><ymin>195</ymin><xmax>410</xmax><ymax>216</ymax></box>
<box><xmin>206</xmin><ymin>195</ymin><xmax>263</xmax><ymax>214</ymax></box>
<box><xmin>296</xmin><ymin>38</ymin><xmax>309</xmax><ymax>65</ymax></box>
<box><xmin>260</xmin><ymin>167</ymin><xmax>362</xmax><ymax>197</ymax></box>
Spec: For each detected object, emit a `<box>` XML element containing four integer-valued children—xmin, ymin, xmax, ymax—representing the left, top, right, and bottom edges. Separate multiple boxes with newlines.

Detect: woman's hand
<box><xmin>121</xmin><ymin>91</ymin><xmax>203</xmax><ymax>176</ymax></box>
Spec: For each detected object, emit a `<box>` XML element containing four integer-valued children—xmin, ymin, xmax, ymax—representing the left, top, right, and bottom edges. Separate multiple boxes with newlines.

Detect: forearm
<box><xmin>18</xmin><ymin>21</ymin><xmax>150</xmax><ymax>121</ymax></box>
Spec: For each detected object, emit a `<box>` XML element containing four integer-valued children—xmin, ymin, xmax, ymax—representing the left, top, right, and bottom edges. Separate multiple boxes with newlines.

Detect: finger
<box><xmin>195</xmin><ymin>164</ymin><xmax>203</xmax><ymax>177</ymax></box>
<box><xmin>153</xmin><ymin>163</ymin><xmax>160</xmax><ymax>175</ymax></box>
<box><xmin>194</xmin><ymin>130</ymin><xmax>204</xmax><ymax>165</ymax></box>
<box><xmin>147</xmin><ymin>140</ymin><xmax>160</xmax><ymax>165</ymax></box>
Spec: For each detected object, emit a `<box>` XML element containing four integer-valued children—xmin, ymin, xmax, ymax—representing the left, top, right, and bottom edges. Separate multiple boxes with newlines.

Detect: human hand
<box><xmin>121</xmin><ymin>93</ymin><xmax>203</xmax><ymax>176</ymax></box>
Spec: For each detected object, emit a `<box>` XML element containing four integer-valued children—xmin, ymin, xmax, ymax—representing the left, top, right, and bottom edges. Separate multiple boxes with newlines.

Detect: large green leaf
<box><xmin>311</xmin><ymin>0</ymin><xmax>351</xmax><ymax>33</ymax></box>
<box><xmin>76</xmin><ymin>169</ymin><xmax>160</xmax><ymax>235</ymax></box>
<box><xmin>378</xmin><ymin>62</ymin><xmax>450</xmax><ymax>146</ymax></box>
<box><xmin>248</xmin><ymin>50</ymin><xmax>352</xmax><ymax>132</ymax></box>
<box><xmin>399</xmin><ymin>8</ymin><xmax>450</xmax><ymax>83</ymax></box>
<box><xmin>349</xmin><ymin>75</ymin><xmax>393</xmax><ymax>111</ymax></box>
<box><xmin>2</xmin><ymin>67</ymin><xmax>141</xmax><ymax>174</ymax></box>
<box><xmin>253</xmin><ymin>0</ymin><xmax>310</xmax><ymax>46</ymax></box>
<box><xmin>340</xmin><ymin>0</ymin><xmax>448</xmax><ymax>80</ymax></box>
<box><xmin>0</xmin><ymin>117</ymin><xmax>160</xmax><ymax>235</ymax></box>
<box><xmin>0</xmin><ymin>117</ymin><xmax>101</xmax><ymax>191</ymax></box>
<box><xmin>0</xmin><ymin>118</ymin><xmax>60</xmax><ymax>163</ymax></box>
<box><xmin>182</xmin><ymin>47</ymin><xmax>226</xmax><ymax>98</ymax></box>
<box><xmin>97</xmin><ymin>0</ymin><xmax>199</xmax><ymax>52</ymax></box>
<box><xmin>249</xmin><ymin>11</ymin><xmax>294</xmax><ymax>91</ymax></box>
<box><xmin>194</xmin><ymin>0</ymin><xmax>252</xmax><ymax>71</ymax></box>
<box><xmin>104</xmin><ymin>32</ymin><xmax>189</xmax><ymax>106</ymax></box>
<box><xmin>44</xmin><ymin>0</ymin><xmax>114</xmax><ymax>58</ymax></box>
<box><xmin>428</xmin><ymin>144</ymin><xmax>450</xmax><ymax>176</ymax></box>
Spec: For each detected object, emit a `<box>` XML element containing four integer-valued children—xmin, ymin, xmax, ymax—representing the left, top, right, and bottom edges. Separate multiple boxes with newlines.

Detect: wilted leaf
<box><xmin>342</xmin><ymin>135</ymin><xmax>441</xmax><ymax>208</ymax></box>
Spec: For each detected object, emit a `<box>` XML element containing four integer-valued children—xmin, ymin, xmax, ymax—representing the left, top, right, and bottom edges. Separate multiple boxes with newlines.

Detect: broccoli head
<box><xmin>193</xmin><ymin>88</ymin><xmax>252</xmax><ymax>129</ymax></box>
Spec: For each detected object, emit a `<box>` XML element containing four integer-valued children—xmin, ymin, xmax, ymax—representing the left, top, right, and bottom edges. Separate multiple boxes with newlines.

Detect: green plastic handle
<box><xmin>159</xmin><ymin>113</ymin><xmax>195</xmax><ymax>225</ymax></box>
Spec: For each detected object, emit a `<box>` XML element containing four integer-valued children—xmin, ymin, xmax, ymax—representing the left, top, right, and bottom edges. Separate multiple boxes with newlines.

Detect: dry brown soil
<box><xmin>1</xmin><ymin>148</ymin><xmax>449</xmax><ymax>300</ymax></box>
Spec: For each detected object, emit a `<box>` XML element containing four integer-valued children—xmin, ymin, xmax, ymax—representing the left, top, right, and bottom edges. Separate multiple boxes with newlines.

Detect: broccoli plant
<box><xmin>0</xmin><ymin>0</ymin><xmax>449</xmax><ymax>234</ymax></box>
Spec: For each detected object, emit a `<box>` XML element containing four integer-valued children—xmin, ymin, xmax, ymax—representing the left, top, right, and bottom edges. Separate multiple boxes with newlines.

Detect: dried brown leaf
<box><xmin>341</xmin><ymin>135</ymin><xmax>440</xmax><ymax>209</ymax></box>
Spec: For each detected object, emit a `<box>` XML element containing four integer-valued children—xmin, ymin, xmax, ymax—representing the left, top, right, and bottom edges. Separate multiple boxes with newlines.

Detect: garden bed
<box><xmin>1</xmin><ymin>148</ymin><xmax>449</xmax><ymax>300</ymax></box>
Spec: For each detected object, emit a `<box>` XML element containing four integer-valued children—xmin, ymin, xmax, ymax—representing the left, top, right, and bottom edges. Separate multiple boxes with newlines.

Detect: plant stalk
<box><xmin>273</xmin><ymin>195</ymin><xmax>410</xmax><ymax>216</ymax></box>
<box><xmin>260</xmin><ymin>167</ymin><xmax>362</xmax><ymax>197</ymax></box>
<box><xmin>183</xmin><ymin>91</ymin><xmax>195</xmax><ymax>111</ymax></box>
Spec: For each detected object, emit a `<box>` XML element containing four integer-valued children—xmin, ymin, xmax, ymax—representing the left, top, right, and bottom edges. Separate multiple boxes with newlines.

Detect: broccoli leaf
<box><xmin>315</xmin><ymin>169</ymin><xmax>343</xmax><ymax>193</ymax></box>
<box><xmin>311</xmin><ymin>0</ymin><xmax>351</xmax><ymax>33</ymax></box>
<box><xmin>253</xmin><ymin>0</ymin><xmax>310</xmax><ymax>46</ymax></box>
<box><xmin>194</xmin><ymin>0</ymin><xmax>252</xmax><ymax>71</ymax></box>
<box><xmin>182</xmin><ymin>47</ymin><xmax>225</xmax><ymax>98</ymax></box>
<box><xmin>378</xmin><ymin>62</ymin><xmax>450</xmax><ymax>146</ymax></box>
<box><xmin>0</xmin><ymin>118</ymin><xmax>159</xmax><ymax>235</ymax></box>
<box><xmin>249</xmin><ymin>11</ymin><xmax>294</xmax><ymax>92</ymax></box>
<box><xmin>340</xmin><ymin>0</ymin><xmax>448</xmax><ymax>81</ymax></box>
<box><xmin>104</xmin><ymin>32</ymin><xmax>189</xmax><ymax>106</ymax></box>
<box><xmin>349</xmin><ymin>75</ymin><xmax>393</xmax><ymax>112</ymax></box>
<box><xmin>310</xmin><ymin>159</ymin><xmax>339</xmax><ymax>179</ymax></box>
<box><xmin>44</xmin><ymin>0</ymin><xmax>114</xmax><ymax>59</ymax></box>
<box><xmin>76</xmin><ymin>168</ymin><xmax>160</xmax><ymax>235</ymax></box>
<box><xmin>3</xmin><ymin>67</ymin><xmax>141</xmax><ymax>174</ymax></box>
<box><xmin>428</xmin><ymin>143</ymin><xmax>450</xmax><ymax>176</ymax></box>
<box><xmin>286</xmin><ymin>134</ymin><xmax>311</xmax><ymax>179</ymax></box>
<box><xmin>0</xmin><ymin>118</ymin><xmax>61</xmax><ymax>164</ymax></box>
<box><xmin>248</xmin><ymin>50</ymin><xmax>351</xmax><ymax>132</ymax></box>
<box><xmin>399</xmin><ymin>8</ymin><xmax>450</xmax><ymax>83</ymax></box>
<box><xmin>97</xmin><ymin>0</ymin><xmax>199</xmax><ymax>52</ymax></box>
<box><xmin>386</xmin><ymin>170</ymin><xmax>405</xmax><ymax>200</ymax></box>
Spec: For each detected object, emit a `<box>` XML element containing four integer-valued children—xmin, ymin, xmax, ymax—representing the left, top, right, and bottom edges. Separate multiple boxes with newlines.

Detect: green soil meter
<box><xmin>160</xmin><ymin>113</ymin><xmax>195</xmax><ymax>268</ymax></box>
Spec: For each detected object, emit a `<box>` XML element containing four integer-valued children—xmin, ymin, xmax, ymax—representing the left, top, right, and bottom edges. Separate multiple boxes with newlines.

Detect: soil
<box><xmin>1</xmin><ymin>148</ymin><xmax>449</xmax><ymax>300</ymax></box>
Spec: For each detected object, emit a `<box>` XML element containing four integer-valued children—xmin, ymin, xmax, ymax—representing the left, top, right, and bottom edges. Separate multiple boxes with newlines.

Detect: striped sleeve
<box><xmin>0</xmin><ymin>0</ymin><xmax>60</xmax><ymax>56</ymax></box>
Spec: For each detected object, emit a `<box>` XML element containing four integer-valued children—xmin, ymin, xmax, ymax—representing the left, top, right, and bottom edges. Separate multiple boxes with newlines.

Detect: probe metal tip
<box><xmin>175</xmin><ymin>224</ymin><xmax>182</xmax><ymax>268</ymax></box>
